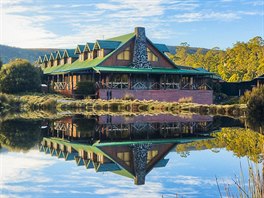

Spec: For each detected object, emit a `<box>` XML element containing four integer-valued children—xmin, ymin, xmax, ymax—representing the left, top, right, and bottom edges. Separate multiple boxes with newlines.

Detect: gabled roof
<box><xmin>55</xmin><ymin>50</ymin><xmax>64</xmax><ymax>60</ymax></box>
<box><xmin>93</xmin><ymin>40</ymin><xmax>121</xmax><ymax>50</ymax></box>
<box><xmin>37</xmin><ymin>56</ymin><xmax>44</xmax><ymax>64</ymax></box>
<box><xmin>49</xmin><ymin>52</ymin><xmax>56</xmax><ymax>61</ymax></box>
<box><xmin>147</xmin><ymin>38</ymin><xmax>179</xmax><ymax>70</ymax></box>
<box><xmin>74</xmin><ymin>45</ymin><xmax>85</xmax><ymax>54</ymax></box>
<box><xmin>84</xmin><ymin>42</ymin><xmax>94</xmax><ymax>52</ymax></box>
<box><xmin>154</xmin><ymin>43</ymin><xmax>170</xmax><ymax>53</ymax></box>
<box><xmin>42</xmin><ymin>30</ymin><xmax>212</xmax><ymax>76</ymax></box>
<box><xmin>43</xmin><ymin>33</ymin><xmax>135</xmax><ymax>75</ymax></box>
<box><xmin>43</xmin><ymin>54</ymin><xmax>49</xmax><ymax>62</ymax></box>
<box><xmin>63</xmin><ymin>49</ymin><xmax>78</xmax><ymax>58</ymax></box>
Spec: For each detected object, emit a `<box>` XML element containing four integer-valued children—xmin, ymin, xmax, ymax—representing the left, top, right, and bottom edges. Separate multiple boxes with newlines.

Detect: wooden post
<box><xmin>71</xmin><ymin>73</ymin><xmax>74</xmax><ymax>91</ymax></box>
<box><xmin>129</xmin><ymin>73</ymin><xmax>132</xmax><ymax>90</ymax></box>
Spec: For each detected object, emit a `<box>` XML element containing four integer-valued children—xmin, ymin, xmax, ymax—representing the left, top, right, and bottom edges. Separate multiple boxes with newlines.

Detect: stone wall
<box><xmin>99</xmin><ymin>89</ymin><xmax>213</xmax><ymax>104</ymax></box>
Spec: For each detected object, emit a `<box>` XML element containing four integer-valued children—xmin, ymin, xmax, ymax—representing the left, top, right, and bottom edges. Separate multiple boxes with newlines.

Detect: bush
<box><xmin>75</xmin><ymin>81</ymin><xmax>96</xmax><ymax>96</ymax></box>
<box><xmin>0</xmin><ymin>59</ymin><xmax>41</xmax><ymax>94</ymax></box>
<box><xmin>247</xmin><ymin>86</ymin><xmax>264</xmax><ymax>131</ymax></box>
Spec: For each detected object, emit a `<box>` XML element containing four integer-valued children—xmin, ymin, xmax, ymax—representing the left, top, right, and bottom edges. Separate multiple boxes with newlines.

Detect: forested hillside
<box><xmin>169</xmin><ymin>36</ymin><xmax>264</xmax><ymax>82</ymax></box>
<box><xmin>0</xmin><ymin>45</ymin><xmax>57</xmax><ymax>64</ymax></box>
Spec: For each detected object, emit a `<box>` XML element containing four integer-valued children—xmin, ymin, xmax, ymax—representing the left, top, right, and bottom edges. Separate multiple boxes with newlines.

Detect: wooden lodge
<box><xmin>38</xmin><ymin>27</ymin><xmax>214</xmax><ymax>104</ymax></box>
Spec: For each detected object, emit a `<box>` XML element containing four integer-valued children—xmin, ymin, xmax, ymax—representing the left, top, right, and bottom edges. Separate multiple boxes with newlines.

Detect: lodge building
<box><xmin>38</xmin><ymin>27</ymin><xmax>214</xmax><ymax>104</ymax></box>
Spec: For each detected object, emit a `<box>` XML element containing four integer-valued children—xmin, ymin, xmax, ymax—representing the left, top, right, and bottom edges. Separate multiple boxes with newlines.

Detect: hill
<box><xmin>167</xmin><ymin>45</ymin><xmax>210</xmax><ymax>55</ymax></box>
<box><xmin>0</xmin><ymin>45</ymin><xmax>58</xmax><ymax>64</ymax></box>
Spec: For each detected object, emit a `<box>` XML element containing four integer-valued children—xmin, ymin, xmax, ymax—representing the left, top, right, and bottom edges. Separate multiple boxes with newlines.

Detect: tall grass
<box><xmin>217</xmin><ymin>161</ymin><xmax>263</xmax><ymax>198</ymax></box>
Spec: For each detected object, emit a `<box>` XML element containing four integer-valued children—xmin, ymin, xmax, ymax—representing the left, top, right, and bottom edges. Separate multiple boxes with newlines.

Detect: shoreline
<box><xmin>0</xmin><ymin>93</ymin><xmax>247</xmax><ymax>118</ymax></box>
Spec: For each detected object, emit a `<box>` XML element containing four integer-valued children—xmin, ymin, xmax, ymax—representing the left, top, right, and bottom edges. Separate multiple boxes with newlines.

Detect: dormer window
<box><xmin>117</xmin><ymin>47</ymin><xmax>130</xmax><ymax>60</ymax></box>
<box><xmin>147</xmin><ymin>48</ymin><xmax>158</xmax><ymax>62</ymax></box>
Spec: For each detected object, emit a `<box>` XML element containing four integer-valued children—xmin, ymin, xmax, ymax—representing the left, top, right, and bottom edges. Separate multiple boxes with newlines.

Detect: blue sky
<box><xmin>1</xmin><ymin>0</ymin><xmax>264</xmax><ymax>49</ymax></box>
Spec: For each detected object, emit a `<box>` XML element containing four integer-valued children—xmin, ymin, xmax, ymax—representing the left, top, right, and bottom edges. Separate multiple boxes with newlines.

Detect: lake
<box><xmin>1</xmin><ymin>113</ymin><xmax>263</xmax><ymax>198</ymax></box>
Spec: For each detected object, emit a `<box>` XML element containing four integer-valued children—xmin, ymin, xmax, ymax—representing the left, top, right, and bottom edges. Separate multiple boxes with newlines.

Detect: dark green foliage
<box><xmin>0</xmin><ymin>59</ymin><xmax>41</xmax><ymax>93</ymax></box>
<box><xmin>0</xmin><ymin>58</ymin><xmax>2</xmax><ymax>69</ymax></box>
<box><xmin>75</xmin><ymin>81</ymin><xmax>96</xmax><ymax>96</ymax></box>
<box><xmin>247</xmin><ymin>86</ymin><xmax>264</xmax><ymax>132</ymax></box>
<box><xmin>0</xmin><ymin>119</ymin><xmax>42</xmax><ymax>151</ymax></box>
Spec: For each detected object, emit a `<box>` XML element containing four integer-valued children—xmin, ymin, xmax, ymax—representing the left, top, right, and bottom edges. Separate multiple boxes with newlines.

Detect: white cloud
<box><xmin>172</xmin><ymin>11</ymin><xmax>240</xmax><ymax>23</ymax></box>
<box><xmin>0</xmin><ymin>0</ymin><xmax>262</xmax><ymax>48</ymax></box>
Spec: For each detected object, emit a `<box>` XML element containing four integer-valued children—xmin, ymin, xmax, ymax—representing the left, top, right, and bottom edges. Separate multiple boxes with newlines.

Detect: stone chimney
<box><xmin>131</xmin><ymin>27</ymin><xmax>152</xmax><ymax>69</ymax></box>
<box><xmin>131</xmin><ymin>143</ymin><xmax>152</xmax><ymax>185</ymax></box>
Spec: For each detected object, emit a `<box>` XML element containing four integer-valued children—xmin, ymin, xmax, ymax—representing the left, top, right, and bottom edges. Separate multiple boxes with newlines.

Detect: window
<box><xmin>147</xmin><ymin>150</ymin><xmax>158</xmax><ymax>163</ymax></box>
<box><xmin>147</xmin><ymin>48</ymin><xmax>158</xmax><ymax>62</ymax></box>
<box><xmin>117</xmin><ymin>152</ymin><xmax>130</xmax><ymax>166</ymax></box>
<box><xmin>117</xmin><ymin>47</ymin><xmax>130</xmax><ymax>60</ymax></box>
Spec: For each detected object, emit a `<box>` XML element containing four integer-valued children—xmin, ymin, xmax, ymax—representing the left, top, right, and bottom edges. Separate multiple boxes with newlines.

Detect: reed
<box><xmin>217</xmin><ymin>161</ymin><xmax>264</xmax><ymax>198</ymax></box>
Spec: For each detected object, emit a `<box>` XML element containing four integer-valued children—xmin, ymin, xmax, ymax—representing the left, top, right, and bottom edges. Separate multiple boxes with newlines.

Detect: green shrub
<box><xmin>0</xmin><ymin>59</ymin><xmax>41</xmax><ymax>94</ymax></box>
<box><xmin>247</xmin><ymin>86</ymin><xmax>264</xmax><ymax>131</ymax></box>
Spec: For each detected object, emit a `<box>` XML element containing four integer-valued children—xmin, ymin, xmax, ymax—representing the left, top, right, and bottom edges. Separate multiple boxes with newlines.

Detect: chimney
<box><xmin>131</xmin><ymin>143</ymin><xmax>152</xmax><ymax>185</ymax></box>
<box><xmin>131</xmin><ymin>27</ymin><xmax>152</xmax><ymax>69</ymax></box>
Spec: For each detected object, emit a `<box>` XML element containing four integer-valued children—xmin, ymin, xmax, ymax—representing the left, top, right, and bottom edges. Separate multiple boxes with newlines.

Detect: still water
<box><xmin>0</xmin><ymin>114</ymin><xmax>263</xmax><ymax>198</ymax></box>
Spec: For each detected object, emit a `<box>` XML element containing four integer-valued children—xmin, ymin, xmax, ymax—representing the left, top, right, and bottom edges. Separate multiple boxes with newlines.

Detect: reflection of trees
<box><xmin>0</xmin><ymin>119</ymin><xmax>42</xmax><ymax>151</ymax></box>
<box><xmin>176</xmin><ymin>128</ymin><xmax>264</xmax><ymax>163</ymax></box>
<box><xmin>246</xmin><ymin>116</ymin><xmax>264</xmax><ymax>134</ymax></box>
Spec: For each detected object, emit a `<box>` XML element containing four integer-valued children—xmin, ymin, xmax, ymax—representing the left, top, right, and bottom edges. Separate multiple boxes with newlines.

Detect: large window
<box><xmin>147</xmin><ymin>48</ymin><xmax>158</xmax><ymax>62</ymax></box>
<box><xmin>117</xmin><ymin>152</ymin><xmax>130</xmax><ymax>166</ymax></box>
<box><xmin>117</xmin><ymin>47</ymin><xmax>130</xmax><ymax>60</ymax></box>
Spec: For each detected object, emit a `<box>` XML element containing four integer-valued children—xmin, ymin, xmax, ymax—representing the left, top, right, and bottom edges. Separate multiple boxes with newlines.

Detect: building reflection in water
<box><xmin>39</xmin><ymin>114</ymin><xmax>216</xmax><ymax>185</ymax></box>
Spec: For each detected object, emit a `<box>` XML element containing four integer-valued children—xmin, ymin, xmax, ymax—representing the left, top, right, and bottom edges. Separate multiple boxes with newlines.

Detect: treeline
<box><xmin>169</xmin><ymin>36</ymin><xmax>264</xmax><ymax>82</ymax></box>
<box><xmin>0</xmin><ymin>44</ymin><xmax>56</xmax><ymax>64</ymax></box>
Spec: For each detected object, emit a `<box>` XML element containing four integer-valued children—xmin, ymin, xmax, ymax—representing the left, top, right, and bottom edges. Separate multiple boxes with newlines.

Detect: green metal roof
<box><xmin>154</xmin><ymin>43</ymin><xmax>170</xmax><ymax>53</ymax></box>
<box><xmin>42</xmin><ymin>32</ymin><xmax>210</xmax><ymax>76</ymax></box>
<box><xmin>44</xmin><ymin>33</ymin><xmax>135</xmax><ymax>75</ymax></box>
<box><xmin>84</xmin><ymin>42</ymin><xmax>95</xmax><ymax>52</ymax></box>
<box><xmin>49</xmin><ymin>52</ymin><xmax>56</xmax><ymax>61</ymax></box>
<box><xmin>93</xmin><ymin>66</ymin><xmax>212</xmax><ymax>75</ymax></box>
<box><xmin>94</xmin><ymin>40</ymin><xmax>121</xmax><ymax>50</ymax></box>
<box><xmin>43</xmin><ymin>54</ymin><xmax>49</xmax><ymax>62</ymax></box>
<box><xmin>38</xmin><ymin>56</ymin><xmax>44</xmax><ymax>63</ymax></box>
<box><xmin>75</xmin><ymin>45</ymin><xmax>85</xmax><ymax>54</ymax></box>
<box><xmin>107</xmin><ymin>32</ymin><xmax>135</xmax><ymax>42</ymax></box>
<box><xmin>63</xmin><ymin>49</ymin><xmax>78</xmax><ymax>58</ymax></box>
<box><xmin>55</xmin><ymin>50</ymin><xmax>64</xmax><ymax>59</ymax></box>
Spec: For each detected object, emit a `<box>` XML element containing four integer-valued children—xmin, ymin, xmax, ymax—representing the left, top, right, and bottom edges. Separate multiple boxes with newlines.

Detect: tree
<box><xmin>0</xmin><ymin>59</ymin><xmax>41</xmax><ymax>94</ymax></box>
<box><xmin>0</xmin><ymin>58</ymin><xmax>2</xmax><ymax>69</ymax></box>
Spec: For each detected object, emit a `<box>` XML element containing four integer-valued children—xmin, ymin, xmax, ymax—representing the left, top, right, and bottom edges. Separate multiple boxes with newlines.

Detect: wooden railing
<box><xmin>54</xmin><ymin>82</ymin><xmax>68</xmax><ymax>90</ymax></box>
<box><xmin>97</xmin><ymin>81</ymin><xmax>212</xmax><ymax>90</ymax></box>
